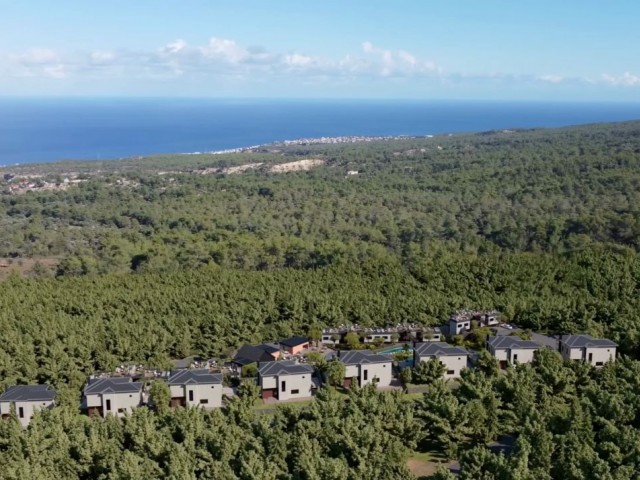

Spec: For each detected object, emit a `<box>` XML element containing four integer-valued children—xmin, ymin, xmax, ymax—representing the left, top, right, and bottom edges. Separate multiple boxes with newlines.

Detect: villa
<box><xmin>338</xmin><ymin>350</ymin><xmax>393</xmax><ymax>388</ymax></box>
<box><xmin>413</xmin><ymin>342</ymin><xmax>470</xmax><ymax>379</ymax></box>
<box><xmin>559</xmin><ymin>334</ymin><xmax>617</xmax><ymax>367</ymax></box>
<box><xmin>486</xmin><ymin>335</ymin><xmax>540</xmax><ymax>368</ymax></box>
<box><xmin>0</xmin><ymin>384</ymin><xmax>56</xmax><ymax>427</ymax></box>
<box><xmin>258</xmin><ymin>360</ymin><xmax>315</xmax><ymax>401</ymax></box>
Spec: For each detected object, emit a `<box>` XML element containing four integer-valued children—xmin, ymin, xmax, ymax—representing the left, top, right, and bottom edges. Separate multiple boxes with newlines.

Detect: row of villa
<box><xmin>0</xmin><ymin>328</ymin><xmax>618</xmax><ymax>426</ymax></box>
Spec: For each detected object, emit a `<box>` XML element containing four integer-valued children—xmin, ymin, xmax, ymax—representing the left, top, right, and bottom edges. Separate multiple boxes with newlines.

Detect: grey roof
<box><xmin>561</xmin><ymin>335</ymin><xmax>617</xmax><ymax>349</ymax></box>
<box><xmin>339</xmin><ymin>350</ymin><xmax>393</xmax><ymax>366</ymax></box>
<box><xmin>279</xmin><ymin>336</ymin><xmax>310</xmax><ymax>348</ymax></box>
<box><xmin>414</xmin><ymin>342</ymin><xmax>469</xmax><ymax>357</ymax></box>
<box><xmin>258</xmin><ymin>360</ymin><xmax>314</xmax><ymax>377</ymax></box>
<box><xmin>233</xmin><ymin>344</ymin><xmax>279</xmax><ymax>366</ymax></box>
<box><xmin>0</xmin><ymin>385</ymin><xmax>55</xmax><ymax>402</ymax></box>
<box><xmin>167</xmin><ymin>369</ymin><xmax>223</xmax><ymax>386</ymax></box>
<box><xmin>487</xmin><ymin>336</ymin><xmax>540</xmax><ymax>350</ymax></box>
<box><xmin>84</xmin><ymin>377</ymin><xmax>143</xmax><ymax>395</ymax></box>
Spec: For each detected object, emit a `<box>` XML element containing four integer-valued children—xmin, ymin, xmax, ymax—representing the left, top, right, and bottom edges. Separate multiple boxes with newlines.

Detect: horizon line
<box><xmin>1</xmin><ymin>95</ymin><xmax>640</xmax><ymax>105</ymax></box>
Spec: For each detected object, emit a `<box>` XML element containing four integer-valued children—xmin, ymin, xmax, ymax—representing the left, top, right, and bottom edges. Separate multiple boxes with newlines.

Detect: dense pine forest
<box><xmin>1</xmin><ymin>121</ymin><xmax>640</xmax><ymax>478</ymax></box>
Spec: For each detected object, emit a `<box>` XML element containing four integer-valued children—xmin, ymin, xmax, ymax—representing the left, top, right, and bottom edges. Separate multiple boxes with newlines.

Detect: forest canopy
<box><xmin>1</xmin><ymin>121</ymin><xmax>640</xmax><ymax>478</ymax></box>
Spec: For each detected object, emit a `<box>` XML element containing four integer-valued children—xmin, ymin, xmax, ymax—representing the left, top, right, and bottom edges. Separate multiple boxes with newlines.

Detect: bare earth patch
<box><xmin>270</xmin><ymin>159</ymin><xmax>325</xmax><ymax>173</ymax></box>
<box><xmin>0</xmin><ymin>257</ymin><xmax>59</xmax><ymax>279</ymax></box>
<box><xmin>224</xmin><ymin>163</ymin><xmax>264</xmax><ymax>174</ymax></box>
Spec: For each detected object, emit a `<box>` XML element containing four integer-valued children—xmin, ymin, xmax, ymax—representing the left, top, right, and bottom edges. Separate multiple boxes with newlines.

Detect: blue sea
<box><xmin>1</xmin><ymin>98</ymin><xmax>640</xmax><ymax>165</ymax></box>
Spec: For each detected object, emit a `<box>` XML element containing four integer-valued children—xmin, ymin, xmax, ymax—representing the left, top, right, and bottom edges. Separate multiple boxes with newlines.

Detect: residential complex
<box><xmin>0</xmin><ymin>319</ymin><xmax>621</xmax><ymax>422</ymax></box>
<box><xmin>446</xmin><ymin>310</ymin><xmax>500</xmax><ymax>335</ymax></box>
<box><xmin>321</xmin><ymin>324</ymin><xmax>441</xmax><ymax>345</ymax></box>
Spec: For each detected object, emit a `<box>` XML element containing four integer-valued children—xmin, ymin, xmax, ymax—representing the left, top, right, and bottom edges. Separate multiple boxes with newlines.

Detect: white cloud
<box><xmin>200</xmin><ymin>37</ymin><xmax>247</xmax><ymax>63</ymax></box>
<box><xmin>602</xmin><ymin>72</ymin><xmax>640</xmax><ymax>86</ymax></box>
<box><xmin>284</xmin><ymin>53</ymin><xmax>316</xmax><ymax>67</ymax></box>
<box><xmin>91</xmin><ymin>51</ymin><xmax>116</xmax><ymax>65</ymax></box>
<box><xmin>43</xmin><ymin>64</ymin><xmax>66</xmax><ymax>79</ymax></box>
<box><xmin>5</xmin><ymin>36</ymin><xmax>634</xmax><ymax>92</ymax></box>
<box><xmin>361</xmin><ymin>41</ymin><xmax>440</xmax><ymax>76</ymax></box>
<box><xmin>163</xmin><ymin>39</ymin><xmax>188</xmax><ymax>54</ymax></box>
<box><xmin>538</xmin><ymin>74</ymin><xmax>564</xmax><ymax>84</ymax></box>
<box><xmin>10</xmin><ymin>48</ymin><xmax>59</xmax><ymax>65</ymax></box>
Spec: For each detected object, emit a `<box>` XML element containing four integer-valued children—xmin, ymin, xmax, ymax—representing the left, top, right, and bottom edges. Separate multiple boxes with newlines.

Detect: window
<box><xmin>281</xmin><ymin>381</ymin><xmax>286</xmax><ymax>392</ymax></box>
<box><xmin>129</xmin><ymin>394</ymin><xmax>133</xmax><ymax>397</ymax></box>
<box><xmin>188</xmin><ymin>390</ymin><xmax>194</xmax><ymax>402</ymax></box>
<box><xmin>513</xmin><ymin>354</ymin><xmax>518</xmax><ymax>362</ymax></box>
<box><xmin>363</xmin><ymin>370</ymin><xmax>368</xmax><ymax>381</ymax></box>
<box><xmin>106</xmin><ymin>399</ymin><xmax>111</xmax><ymax>411</ymax></box>
<box><xmin>383</xmin><ymin>364</ymin><xmax>387</xmax><ymax>367</ymax></box>
<box><xmin>200</xmin><ymin>399</ymin><xmax>209</xmax><ymax>404</ymax></box>
<box><xmin>447</xmin><ymin>370</ymin><xmax>455</xmax><ymax>375</ymax></box>
<box><xmin>291</xmin><ymin>389</ymin><xmax>299</xmax><ymax>394</ymax></box>
<box><xmin>596</xmin><ymin>362</ymin><xmax>604</xmax><ymax>366</ymax></box>
<box><xmin>117</xmin><ymin>408</ymin><xmax>125</xmax><ymax>413</ymax></box>
<box><xmin>211</xmin><ymin>386</ymin><xmax>215</xmax><ymax>389</ymax></box>
<box><xmin>588</xmin><ymin>353</ymin><xmax>593</xmax><ymax>362</ymax></box>
<box><xmin>18</xmin><ymin>407</ymin><xmax>24</xmax><ymax>419</ymax></box>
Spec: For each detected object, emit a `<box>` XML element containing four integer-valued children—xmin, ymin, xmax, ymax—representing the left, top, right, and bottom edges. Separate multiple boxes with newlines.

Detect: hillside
<box><xmin>1</xmin><ymin>121</ymin><xmax>640</xmax><ymax>278</ymax></box>
<box><xmin>1</xmin><ymin>121</ymin><xmax>640</xmax><ymax>479</ymax></box>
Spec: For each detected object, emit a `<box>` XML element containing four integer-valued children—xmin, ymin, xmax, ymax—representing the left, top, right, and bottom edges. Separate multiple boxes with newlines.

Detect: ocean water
<box><xmin>1</xmin><ymin>98</ymin><xmax>639</xmax><ymax>165</ymax></box>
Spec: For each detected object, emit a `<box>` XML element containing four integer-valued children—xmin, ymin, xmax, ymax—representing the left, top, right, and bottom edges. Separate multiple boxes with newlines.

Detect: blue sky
<box><xmin>1</xmin><ymin>0</ymin><xmax>639</xmax><ymax>100</ymax></box>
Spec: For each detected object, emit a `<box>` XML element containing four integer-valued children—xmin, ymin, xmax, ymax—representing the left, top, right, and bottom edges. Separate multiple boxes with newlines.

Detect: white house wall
<box><xmin>0</xmin><ymin>400</ymin><xmax>53</xmax><ymax>427</ymax></box>
<box><xmin>510</xmin><ymin>348</ymin><xmax>537</xmax><ymax>364</ymax></box>
<box><xmin>101</xmin><ymin>392</ymin><xmax>142</xmax><ymax>418</ymax></box>
<box><xmin>361</xmin><ymin>362</ymin><xmax>392</xmax><ymax>387</ymax></box>
<box><xmin>85</xmin><ymin>393</ymin><xmax>102</xmax><ymax>408</ymax></box>
<box><xmin>344</xmin><ymin>365</ymin><xmax>359</xmax><ymax>379</ymax></box>
<box><xmin>261</xmin><ymin>375</ymin><xmax>277</xmax><ymax>390</ymax></box>
<box><xmin>585</xmin><ymin>347</ymin><xmax>616</xmax><ymax>366</ymax></box>
<box><xmin>490</xmin><ymin>347</ymin><xmax>508</xmax><ymax>362</ymax></box>
<box><xmin>278</xmin><ymin>373</ymin><xmax>313</xmax><ymax>401</ymax></box>
<box><xmin>170</xmin><ymin>384</ymin><xmax>223</xmax><ymax>408</ymax></box>
<box><xmin>416</xmin><ymin>354</ymin><xmax>467</xmax><ymax>379</ymax></box>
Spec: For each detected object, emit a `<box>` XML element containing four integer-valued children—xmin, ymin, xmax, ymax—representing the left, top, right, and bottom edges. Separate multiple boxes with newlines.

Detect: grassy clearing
<box><xmin>407</xmin><ymin>450</ymin><xmax>453</xmax><ymax>479</ymax></box>
<box><xmin>252</xmin><ymin>398</ymin><xmax>314</xmax><ymax>411</ymax></box>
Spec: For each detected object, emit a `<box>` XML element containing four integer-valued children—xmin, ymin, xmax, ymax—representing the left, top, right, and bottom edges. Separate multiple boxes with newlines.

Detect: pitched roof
<box><xmin>339</xmin><ymin>350</ymin><xmax>392</xmax><ymax>366</ymax></box>
<box><xmin>0</xmin><ymin>385</ymin><xmax>56</xmax><ymax>402</ymax></box>
<box><xmin>258</xmin><ymin>360</ymin><xmax>314</xmax><ymax>377</ymax></box>
<box><xmin>561</xmin><ymin>335</ymin><xmax>617</xmax><ymax>349</ymax></box>
<box><xmin>83</xmin><ymin>377</ymin><xmax>143</xmax><ymax>395</ymax></box>
<box><xmin>487</xmin><ymin>336</ymin><xmax>540</xmax><ymax>350</ymax></box>
<box><xmin>279</xmin><ymin>336</ymin><xmax>310</xmax><ymax>348</ymax></box>
<box><xmin>167</xmin><ymin>369</ymin><xmax>223</xmax><ymax>386</ymax></box>
<box><xmin>414</xmin><ymin>342</ymin><xmax>469</xmax><ymax>357</ymax></box>
<box><xmin>233</xmin><ymin>344</ymin><xmax>278</xmax><ymax>366</ymax></box>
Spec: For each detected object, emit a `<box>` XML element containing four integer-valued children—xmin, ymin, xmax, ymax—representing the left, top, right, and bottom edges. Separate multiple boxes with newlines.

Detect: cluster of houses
<box><xmin>0</xmin><ymin>320</ymin><xmax>619</xmax><ymax>426</ymax></box>
<box><xmin>321</xmin><ymin>323</ymin><xmax>442</xmax><ymax>345</ymax></box>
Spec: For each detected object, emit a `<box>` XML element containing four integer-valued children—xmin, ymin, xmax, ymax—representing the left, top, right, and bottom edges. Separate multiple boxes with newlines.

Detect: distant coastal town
<box><xmin>202</xmin><ymin>134</ymin><xmax>435</xmax><ymax>155</ymax></box>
